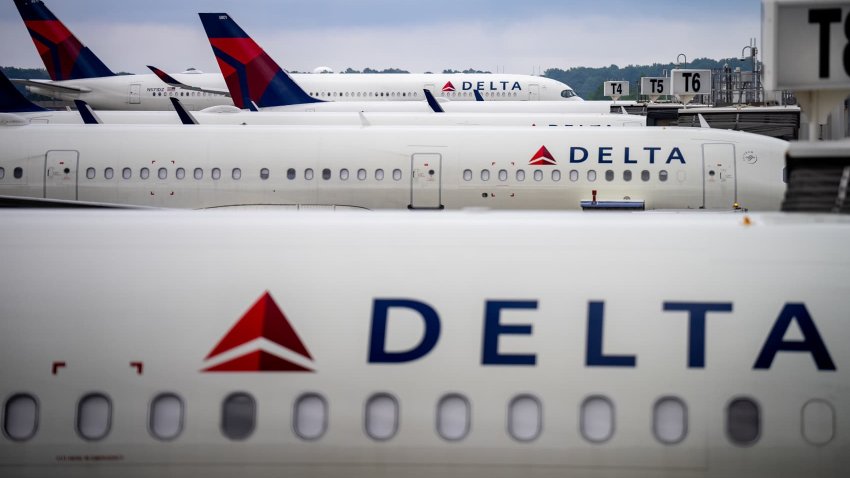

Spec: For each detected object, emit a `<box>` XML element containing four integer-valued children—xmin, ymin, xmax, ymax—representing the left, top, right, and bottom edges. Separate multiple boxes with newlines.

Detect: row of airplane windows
<box><xmin>148</xmin><ymin>90</ymin><xmax>524</xmax><ymax>99</ymax></box>
<box><xmin>309</xmin><ymin>91</ymin><xmax>421</xmax><ymax>98</ymax></box>
<box><xmin>151</xmin><ymin>91</ymin><xmax>226</xmax><ymax>97</ymax></box>
<box><xmin>463</xmin><ymin>168</ymin><xmax>672</xmax><ymax>183</ymax></box>
<box><xmin>2</xmin><ymin>392</ymin><xmax>836</xmax><ymax>447</ymax></box>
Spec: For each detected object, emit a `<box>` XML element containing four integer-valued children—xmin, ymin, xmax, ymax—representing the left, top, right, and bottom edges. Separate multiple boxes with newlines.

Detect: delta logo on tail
<box><xmin>442</xmin><ymin>82</ymin><xmax>456</xmax><ymax>92</ymax></box>
<box><xmin>202</xmin><ymin>291</ymin><xmax>314</xmax><ymax>372</ymax></box>
<box><xmin>529</xmin><ymin>146</ymin><xmax>557</xmax><ymax>166</ymax></box>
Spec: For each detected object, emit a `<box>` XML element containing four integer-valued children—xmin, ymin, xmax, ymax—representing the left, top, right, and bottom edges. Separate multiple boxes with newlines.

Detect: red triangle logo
<box><xmin>442</xmin><ymin>81</ymin><xmax>455</xmax><ymax>92</ymax></box>
<box><xmin>529</xmin><ymin>145</ymin><xmax>557</xmax><ymax>166</ymax></box>
<box><xmin>202</xmin><ymin>292</ymin><xmax>314</xmax><ymax>372</ymax></box>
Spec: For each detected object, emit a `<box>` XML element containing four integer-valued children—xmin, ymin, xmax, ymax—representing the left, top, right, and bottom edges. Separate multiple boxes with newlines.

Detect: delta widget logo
<box><xmin>529</xmin><ymin>146</ymin><xmax>557</xmax><ymax>166</ymax></box>
<box><xmin>442</xmin><ymin>82</ymin><xmax>456</xmax><ymax>92</ymax></box>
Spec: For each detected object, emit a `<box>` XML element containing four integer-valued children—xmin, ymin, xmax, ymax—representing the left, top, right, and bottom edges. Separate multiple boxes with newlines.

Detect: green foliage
<box><xmin>442</xmin><ymin>68</ymin><xmax>493</xmax><ymax>74</ymax></box>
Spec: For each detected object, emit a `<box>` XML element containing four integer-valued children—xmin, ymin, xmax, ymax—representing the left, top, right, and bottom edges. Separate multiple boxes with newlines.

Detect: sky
<box><xmin>0</xmin><ymin>0</ymin><xmax>763</xmax><ymax>75</ymax></box>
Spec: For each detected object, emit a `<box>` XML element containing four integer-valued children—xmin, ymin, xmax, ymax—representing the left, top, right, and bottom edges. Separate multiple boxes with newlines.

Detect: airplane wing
<box><xmin>10</xmin><ymin>78</ymin><xmax>92</xmax><ymax>94</ymax></box>
<box><xmin>0</xmin><ymin>195</ymin><xmax>152</xmax><ymax>209</ymax></box>
<box><xmin>147</xmin><ymin>65</ymin><xmax>231</xmax><ymax>97</ymax></box>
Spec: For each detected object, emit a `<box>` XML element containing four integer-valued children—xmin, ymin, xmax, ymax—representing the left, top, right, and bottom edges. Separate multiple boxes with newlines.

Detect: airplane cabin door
<box><xmin>529</xmin><ymin>84</ymin><xmax>540</xmax><ymax>100</ymax></box>
<box><xmin>129</xmin><ymin>83</ymin><xmax>141</xmax><ymax>104</ymax></box>
<box><xmin>44</xmin><ymin>150</ymin><xmax>79</xmax><ymax>200</ymax></box>
<box><xmin>702</xmin><ymin>143</ymin><xmax>736</xmax><ymax>209</ymax></box>
<box><xmin>410</xmin><ymin>153</ymin><xmax>442</xmax><ymax>209</ymax></box>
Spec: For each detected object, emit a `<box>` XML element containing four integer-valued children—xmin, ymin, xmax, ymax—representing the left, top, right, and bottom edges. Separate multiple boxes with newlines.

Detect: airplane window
<box><xmin>221</xmin><ymin>392</ymin><xmax>256</xmax><ymax>441</ymax></box>
<box><xmin>232</xmin><ymin>168</ymin><xmax>242</xmax><ymax>180</ymax></box>
<box><xmin>413</xmin><ymin>92</ymin><xmax>418</xmax><ymax>97</ymax></box>
<box><xmin>0</xmin><ymin>167</ymin><xmax>4</xmax><ymax>180</ymax></box>
<box><xmin>498</xmin><ymin>169</ymin><xmax>508</xmax><ymax>181</ymax></box>
<box><xmin>287</xmin><ymin>168</ymin><xmax>296</xmax><ymax>180</ymax></box>
<box><xmin>365</xmin><ymin>393</ymin><xmax>399</xmax><ymax>441</ymax></box>
<box><xmin>122</xmin><ymin>168</ymin><xmax>132</xmax><ymax>180</ymax></box>
<box><xmin>158</xmin><ymin>168</ymin><xmax>167</xmax><ymax>180</ymax></box>
<box><xmin>86</xmin><ymin>167</ymin><xmax>96</xmax><ymax>180</ymax></box>
<box><xmin>516</xmin><ymin>170</ymin><xmax>526</xmax><ymax>182</ymax></box>
<box><xmin>802</xmin><ymin>399</ymin><xmax>835</xmax><ymax>446</ymax></box>
<box><xmin>569</xmin><ymin>170</ymin><xmax>579</xmax><ymax>182</ymax></box>
<box><xmin>659</xmin><ymin>170</ymin><xmax>669</xmax><ymax>182</ymax></box>
<box><xmin>104</xmin><ymin>168</ymin><xmax>114</xmax><ymax>180</ymax></box>
<box><xmin>588</xmin><ymin>170</ymin><xmax>597</xmax><ymax>182</ymax></box>
<box><xmin>552</xmin><ymin>170</ymin><xmax>562</xmax><ymax>181</ymax></box>
<box><xmin>463</xmin><ymin>169</ymin><xmax>472</xmax><ymax>181</ymax></box>
<box><xmin>358</xmin><ymin>169</ymin><xmax>367</xmax><ymax>181</ymax></box>
<box><xmin>677</xmin><ymin>171</ymin><xmax>687</xmax><ymax>183</ymax></box>
<box><xmin>294</xmin><ymin>393</ymin><xmax>328</xmax><ymax>441</ymax></box>
<box><xmin>3</xmin><ymin>394</ymin><xmax>38</xmax><ymax>442</ymax></box>
<box><xmin>176</xmin><ymin>168</ymin><xmax>186</xmax><ymax>180</ymax></box>
<box><xmin>605</xmin><ymin>170</ymin><xmax>615</xmax><ymax>182</ymax></box>
<box><xmin>508</xmin><ymin>395</ymin><xmax>542</xmax><ymax>442</ymax></box>
<box><xmin>260</xmin><ymin>168</ymin><xmax>270</xmax><ymax>180</ymax></box>
<box><xmin>340</xmin><ymin>168</ymin><xmax>350</xmax><ymax>181</ymax></box>
<box><xmin>375</xmin><ymin>169</ymin><xmax>384</xmax><ymax>181</ymax></box>
<box><xmin>140</xmin><ymin>168</ymin><xmax>150</xmax><ymax>180</ymax></box>
<box><xmin>212</xmin><ymin>168</ymin><xmax>221</xmax><ymax>181</ymax></box>
<box><xmin>653</xmin><ymin>397</ymin><xmax>687</xmax><ymax>444</ymax></box>
<box><xmin>305</xmin><ymin>169</ymin><xmax>314</xmax><ymax>180</ymax></box>
<box><xmin>194</xmin><ymin>168</ymin><xmax>203</xmax><ymax>180</ymax></box>
<box><xmin>623</xmin><ymin>170</ymin><xmax>632</xmax><ymax>182</ymax></box>
<box><xmin>726</xmin><ymin>397</ymin><xmax>760</xmax><ymax>446</ymax></box>
<box><xmin>641</xmin><ymin>170</ymin><xmax>650</xmax><ymax>182</ymax></box>
<box><xmin>150</xmin><ymin>393</ymin><xmax>184</xmax><ymax>441</ymax></box>
<box><xmin>437</xmin><ymin>394</ymin><xmax>470</xmax><ymax>441</ymax></box>
<box><xmin>481</xmin><ymin>170</ymin><xmax>490</xmax><ymax>181</ymax></box>
<box><xmin>77</xmin><ymin>393</ymin><xmax>112</xmax><ymax>441</ymax></box>
<box><xmin>322</xmin><ymin>169</ymin><xmax>331</xmax><ymax>181</ymax></box>
<box><xmin>393</xmin><ymin>169</ymin><xmax>402</xmax><ymax>181</ymax></box>
<box><xmin>581</xmin><ymin>396</ymin><xmax>614</xmax><ymax>443</ymax></box>
<box><xmin>533</xmin><ymin>170</ymin><xmax>543</xmax><ymax>182</ymax></box>
<box><xmin>13</xmin><ymin>167</ymin><xmax>23</xmax><ymax>179</ymax></box>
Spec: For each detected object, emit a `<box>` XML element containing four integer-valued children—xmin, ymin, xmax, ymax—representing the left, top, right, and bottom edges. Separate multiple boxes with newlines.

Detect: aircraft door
<box><xmin>529</xmin><ymin>84</ymin><xmax>540</xmax><ymax>100</ymax></box>
<box><xmin>410</xmin><ymin>153</ymin><xmax>442</xmax><ymax>209</ymax></box>
<box><xmin>129</xmin><ymin>83</ymin><xmax>141</xmax><ymax>104</ymax></box>
<box><xmin>44</xmin><ymin>150</ymin><xmax>79</xmax><ymax>200</ymax></box>
<box><xmin>702</xmin><ymin>143</ymin><xmax>736</xmax><ymax>209</ymax></box>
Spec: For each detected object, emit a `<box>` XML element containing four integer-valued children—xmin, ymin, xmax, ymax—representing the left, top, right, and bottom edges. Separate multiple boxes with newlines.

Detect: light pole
<box><xmin>741</xmin><ymin>44</ymin><xmax>760</xmax><ymax>104</ymax></box>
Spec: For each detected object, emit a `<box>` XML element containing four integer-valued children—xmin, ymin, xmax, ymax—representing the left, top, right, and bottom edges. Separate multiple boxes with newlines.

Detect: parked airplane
<box><xmin>11</xmin><ymin>0</ymin><xmax>578</xmax><ymax>110</ymax></box>
<box><xmin>0</xmin><ymin>209</ymin><xmax>847</xmax><ymax>478</ymax></box>
<box><xmin>0</xmin><ymin>120</ymin><xmax>786</xmax><ymax>210</ymax></box>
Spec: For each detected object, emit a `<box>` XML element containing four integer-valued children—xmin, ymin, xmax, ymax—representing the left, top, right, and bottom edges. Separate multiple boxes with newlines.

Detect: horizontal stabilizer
<box><xmin>0</xmin><ymin>71</ymin><xmax>48</xmax><ymax>113</ymax></box>
<box><xmin>11</xmin><ymin>78</ymin><xmax>91</xmax><ymax>94</ymax></box>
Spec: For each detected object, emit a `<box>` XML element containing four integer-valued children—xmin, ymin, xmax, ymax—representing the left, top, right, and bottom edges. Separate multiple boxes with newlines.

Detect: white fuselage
<box><xmin>0</xmin><ymin>125</ymin><xmax>787</xmax><ymax>210</ymax></box>
<box><xmin>26</xmin><ymin>73</ymin><xmax>578</xmax><ymax>110</ymax></box>
<box><xmin>0</xmin><ymin>209</ymin><xmax>847</xmax><ymax>478</ymax></box>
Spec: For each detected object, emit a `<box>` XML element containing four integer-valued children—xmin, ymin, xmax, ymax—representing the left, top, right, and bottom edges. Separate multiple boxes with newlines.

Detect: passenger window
<box><xmin>605</xmin><ymin>170</ymin><xmax>614</xmax><ymax>182</ymax></box>
<box><xmin>104</xmin><ymin>167</ymin><xmax>114</xmax><ymax>180</ymax></box>
<box><xmin>340</xmin><ymin>168</ymin><xmax>350</xmax><ymax>181</ymax></box>
<box><xmin>508</xmin><ymin>395</ymin><xmax>541</xmax><ymax>442</ymax></box>
<box><xmin>194</xmin><ymin>168</ymin><xmax>203</xmax><ymax>180</ymax></box>
<box><xmin>726</xmin><ymin>397</ymin><xmax>760</xmax><ymax>446</ymax></box>
<box><xmin>211</xmin><ymin>168</ymin><xmax>221</xmax><ymax>180</ymax></box>
<box><xmin>588</xmin><ymin>170</ymin><xmax>597</xmax><ymax>182</ymax></box>
<box><xmin>516</xmin><ymin>170</ymin><xmax>526</xmax><ymax>181</ymax></box>
<box><xmin>158</xmin><ymin>168</ymin><xmax>167</xmax><ymax>180</ymax></box>
<box><xmin>581</xmin><ymin>396</ymin><xmax>614</xmax><ymax>443</ymax></box>
<box><xmin>365</xmin><ymin>393</ymin><xmax>398</xmax><ymax>441</ymax></box>
<box><xmin>260</xmin><ymin>168</ymin><xmax>269</xmax><ymax>180</ymax></box>
<box><xmin>463</xmin><ymin>169</ymin><xmax>472</xmax><ymax>181</ymax></box>
<box><xmin>222</xmin><ymin>392</ymin><xmax>256</xmax><ymax>441</ymax></box>
<box><xmin>375</xmin><ymin>169</ymin><xmax>384</xmax><ymax>181</ymax></box>
<box><xmin>77</xmin><ymin>393</ymin><xmax>112</xmax><ymax>441</ymax></box>
<box><xmin>122</xmin><ymin>167</ymin><xmax>132</xmax><ymax>180</ymax></box>
<box><xmin>393</xmin><ymin>169</ymin><xmax>402</xmax><ymax>181</ymax></box>
<box><xmin>3</xmin><ymin>394</ymin><xmax>38</xmax><ymax>442</ymax></box>
<box><xmin>653</xmin><ymin>397</ymin><xmax>687</xmax><ymax>444</ymax></box>
<box><xmin>481</xmin><ymin>170</ymin><xmax>490</xmax><ymax>181</ymax></box>
<box><xmin>13</xmin><ymin>167</ymin><xmax>23</xmax><ymax>179</ymax></box>
<box><xmin>498</xmin><ymin>169</ymin><xmax>508</xmax><ymax>181</ymax></box>
<box><xmin>140</xmin><ymin>168</ymin><xmax>150</xmax><ymax>180</ymax></box>
<box><xmin>533</xmin><ymin>170</ymin><xmax>543</xmax><ymax>182</ymax></box>
<box><xmin>0</xmin><ymin>167</ymin><xmax>5</xmax><ymax>179</ymax></box>
<box><xmin>623</xmin><ymin>170</ymin><xmax>632</xmax><ymax>182</ymax></box>
<box><xmin>232</xmin><ymin>168</ymin><xmax>241</xmax><ymax>180</ymax></box>
<box><xmin>287</xmin><ymin>168</ymin><xmax>296</xmax><ymax>180</ymax></box>
<box><xmin>802</xmin><ymin>399</ymin><xmax>835</xmax><ymax>446</ymax></box>
<box><xmin>322</xmin><ymin>169</ymin><xmax>331</xmax><ymax>180</ymax></box>
<box><xmin>659</xmin><ymin>170</ymin><xmax>669</xmax><ymax>182</ymax></box>
<box><xmin>294</xmin><ymin>393</ymin><xmax>328</xmax><ymax>441</ymax></box>
<box><xmin>86</xmin><ymin>167</ymin><xmax>95</xmax><ymax>180</ymax></box>
<box><xmin>176</xmin><ymin>168</ymin><xmax>185</xmax><ymax>180</ymax></box>
<box><xmin>641</xmin><ymin>170</ymin><xmax>650</xmax><ymax>182</ymax></box>
<box><xmin>305</xmin><ymin>169</ymin><xmax>314</xmax><ymax>180</ymax></box>
<box><xmin>437</xmin><ymin>394</ymin><xmax>470</xmax><ymax>441</ymax></box>
<box><xmin>149</xmin><ymin>393</ymin><xmax>184</xmax><ymax>441</ymax></box>
<box><xmin>358</xmin><ymin>169</ymin><xmax>367</xmax><ymax>181</ymax></box>
<box><xmin>569</xmin><ymin>170</ymin><xmax>579</xmax><ymax>182</ymax></box>
<box><xmin>552</xmin><ymin>170</ymin><xmax>561</xmax><ymax>181</ymax></box>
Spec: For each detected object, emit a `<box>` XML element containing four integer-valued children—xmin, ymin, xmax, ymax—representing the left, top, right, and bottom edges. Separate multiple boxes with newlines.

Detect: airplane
<box><xmin>0</xmin><ymin>208</ymin><xmax>847</xmax><ymax>477</ymax></box>
<box><xmin>11</xmin><ymin>0</ymin><xmax>579</xmax><ymax>110</ymax></box>
<box><xmin>0</xmin><ymin>120</ymin><xmax>787</xmax><ymax>210</ymax></box>
<box><xmin>0</xmin><ymin>70</ymin><xmax>646</xmax><ymax>127</ymax></box>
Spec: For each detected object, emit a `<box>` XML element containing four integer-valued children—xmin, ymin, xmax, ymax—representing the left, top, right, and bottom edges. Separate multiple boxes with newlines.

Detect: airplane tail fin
<box><xmin>198</xmin><ymin>13</ymin><xmax>321</xmax><ymax>109</ymax></box>
<box><xmin>13</xmin><ymin>0</ymin><xmax>116</xmax><ymax>81</ymax></box>
<box><xmin>0</xmin><ymin>69</ymin><xmax>48</xmax><ymax>113</ymax></box>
